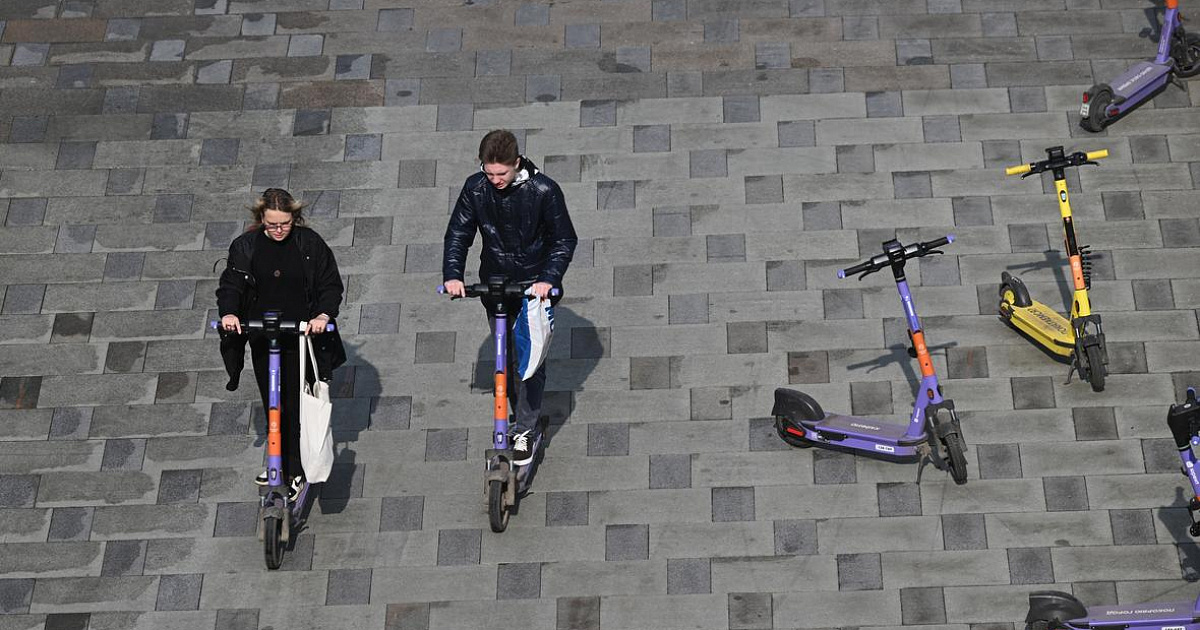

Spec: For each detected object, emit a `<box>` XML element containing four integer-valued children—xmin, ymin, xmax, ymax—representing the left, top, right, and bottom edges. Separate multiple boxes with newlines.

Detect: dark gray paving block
<box><xmin>155</xmin><ymin>281</ymin><xmax>195</xmax><ymax>310</ymax></box>
<box><xmin>244</xmin><ymin>83</ymin><xmax>279</xmax><ymax>110</ymax></box>
<box><xmin>10</xmin><ymin>116</ymin><xmax>48</xmax><ymax>143</ymax></box>
<box><xmin>57</xmin><ymin>65</ymin><xmax>93</xmax><ymax>90</ymax></box>
<box><xmin>947</xmin><ymin>346</ymin><xmax>988</xmax><ymax>379</ymax></box>
<box><xmin>981</xmin><ymin>11</ymin><xmax>1017</xmax><ymax>36</ymax></box>
<box><xmin>724</xmin><ymin>94</ymin><xmax>760</xmax><ymax>123</ymax></box>
<box><xmin>588</xmin><ymin>423</ymin><xmax>629</xmax><ymax>457</ymax></box>
<box><xmin>838</xmin><ymin>553</ymin><xmax>882</xmax><ymax>591</ymax></box>
<box><xmin>1133</xmin><ymin>279</ymin><xmax>1174</xmax><ymax>310</ymax></box>
<box><xmin>812</xmin><ymin>449</ymin><xmax>856</xmax><ymax>484</ymax></box>
<box><xmin>1101</xmin><ymin>191</ymin><xmax>1143</xmax><ymax>221</ymax></box>
<box><xmin>787</xmin><ymin>351</ymin><xmax>829</xmax><ymax>385</ymax></box>
<box><xmin>48</xmin><ymin>506</ymin><xmax>93</xmax><ymax>541</ymax></box>
<box><xmin>654</xmin><ymin>0</ymin><xmax>687</xmax><ymax>20</ymax></box>
<box><xmin>344</xmin><ymin>133</ymin><xmax>381</xmax><ymax>162</ymax></box>
<box><xmin>2</xmin><ymin>285</ymin><xmax>45</xmax><ymax>315</ymax></box>
<box><xmin>378</xmin><ymin>8</ymin><xmax>414</xmax><ymax>31</ymax></box>
<box><xmin>844</xmin><ymin>15</ymin><xmax>878</xmax><ymax>39</ymax></box>
<box><xmin>56</xmin><ymin>141</ymin><xmax>96</xmax><ymax>170</ymax></box>
<box><xmin>49</xmin><ymin>405</ymin><xmax>92</xmax><ymax>439</ymax></box>
<box><xmin>754</xmin><ymin>42</ymin><xmax>789</xmax><ymax>70</ymax></box>
<box><xmin>878</xmin><ymin>482</ymin><xmax>922</xmax><ymax>516</ymax></box>
<box><xmin>359</xmin><ymin>302</ymin><xmax>401</xmax><ymax>335</ymax></box>
<box><xmin>1130</xmin><ymin>135</ymin><xmax>1170</xmax><ymax>163</ymax></box>
<box><xmin>836</xmin><ymin>145</ymin><xmax>874</xmax><ymax>173</ymax></box>
<box><xmin>45</xmin><ymin>613</ymin><xmax>90</xmax><ymax>630</ymax></box>
<box><xmin>55</xmin><ymin>225</ymin><xmax>96</xmax><ymax>254</ymax></box>
<box><xmin>571</xmin><ymin>326</ymin><xmax>610</xmax><ymax>358</ymax></box>
<box><xmin>745</xmin><ymin>175</ymin><xmax>783</xmax><ymax>204</ymax></box>
<box><xmin>766</xmin><ymin>260</ymin><xmax>804</xmax><ymax>292</ymax></box>
<box><xmin>149</xmin><ymin>39</ymin><xmax>184</xmax><ymax>62</ymax></box>
<box><xmin>790</xmin><ymin>0</ymin><xmax>825</xmax><ymax>16</ymax></box>
<box><xmin>293</xmin><ymin>109</ymin><xmax>330</xmax><ymax>136</ymax></box>
<box><xmin>7</xmin><ymin>198</ymin><xmax>47</xmax><ymax>226</ymax></box>
<box><xmin>690</xmin><ymin>149</ymin><xmax>728</xmax><ymax>178</ymax></box>
<box><xmin>866</xmin><ymin>91</ymin><xmax>902</xmax><ymax>117</ymax></box>
<box><xmin>196</xmin><ymin>60</ymin><xmax>232</xmax><ymax>85</ymax></box>
<box><xmin>613</xmin><ymin>265</ymin><xmax>652</xmax><ymax>297</ymax></box>
<box><xmin>704</xmin><ymin>18</ymin><xmax>739</xmax><ymax>42</ymax></box>
<box><xmin>1035</xmin><ymin>35</ymin><xmax>1073</xmax><ymax>61</ymax></box>
<box><xmin>663</xmin><ymin>558</ymin><xmax>709</xmax><ymax>595</ymax></box>
<box><xmin>157</xmin><ymin>469</ymin><xmax>201</xmax><ymax>504</ymax></box>
<box><xmin>156</xmin><ymin>372</ymin><xmax>196</xmax><ymax>403</ymax></box>
<box><xmin>0</xmin><ymin>578</ymin><xmax>33</xmax><ymax>614</ymax></box>
<box><xmin>402</xmin><ymin>242</ymin><xmax>440</xmax><ymax>273</ymax></box>
<box><xmin>497</xmin><ymin>562</ymin><xmax>541</xmax><ymax>599</ymax></box>
<box><xmin>398</xmin><ymin>159</ymin><xmax>437</xmax><ymax>188</ymax></box>
<box><xmin>598</xmin><ymin>180</ymin><xmax>636</xmax><ymax>210</ymax></box>
<box><xmin>107</xmin><ymin>168</ymin><xmax>144</xmax><ymax>195</ymax></box>
<box><xmin>13</xmin><ymin>42</ymin><xmax>49</xmax><ymax>66</ymax></box>
<box><xmin>630</xmin><ymin>356</ymin><xmax>671</xmax><ymax>390</ymax></box>
<box><xmin>101</xmin><ymin>539</ymin><xmax>147</xmax><ymax>577</ymax></box>
<box><xmin>1143</xmin><ymin>438</ymin><xmax>1178</xmax><ymax>474</ymax></box>
<box><xmin>251</xmin><ymin>164</ymin><xmax>289</xmax><ymax>190</ymax></box>
<box><xmin>326</xmin><ymin>568</ymin><xmax>372</xmax><ymax>606</ymax></box>
<box><xmin>1012</xmin><ymin>376</ymin><xmax>1055</xmax><ymax>409</ymax></box>
<box><xmin>977</xmin><ymin>443</ymin><xmax>1022</xmax><ymax>480</ymax></box>
<box><xmin>370</xmin><ymin>396</ymin><xmax>411</xmax><ymax>431</ymax></box>
<box><xmin>330</xmin><ymin>0</ymin><xmax>363</xmax><ymax>11</ymax></box>
<box><xmin>581</xmin><ymin>100</ymin><xmax>617</xmax><ymax>127</ymax></box>
<box><xmin>436</xmin><ymin>103</ymin><xmax>473</xmax><ymax>131</ymax></box>
<box><xmin>1044</xmin><ymin>476</ymin><xmax>1089</xmax><ymax>511</ymax></box>
<box><xmin>616</xmin><ymin>46</ymin><xmax>652</xmax><ymax>73</ymax></box>
<box><xmin>983</xmin><ymin>140</ymin><xmax>1021</xmax><ymax>170</ymax></box>
<box><xmin>708</xmin><ymin>233</ymin><xmax>745</xmax><ymax>263</ymax></box>
<box><xmin>194</xmin><ymin>0</ymin><xmax>227</xmax><ymax>14</ymax></box>
<box><xmin>823</xmin><ymin>288</ymin><xmax>863</xmax><ymax>320</ymax></box>
<box><xmin>106</xmin><ymin>18</ymin><xmax>141</xmax><ymax>41</ymax></box>
<box><xmin>437</xmin><ymin>528</ymin><xmax>481</xmax><ymax>566</ymax></box>
<box><xmin>924</xmin><ymin>115</ymin><xmax>961</xmax><ymax>143</ymax></box>
<box><xmin>942</xmin><ymin>513</ymin><xmax>987</xmax><ymax>550</ymax></box>
<box><xmin>1110</xmin><ymin>509</ymin><xmax>1156</xmax><ymax>546</ymax></box>
<box><xmin>414</xmin><ymin>331</ymin><xmax>455</xmax><ymax>364</ymax></box>
<box><xmin>215</xmin><ymin>609</ymin><xmax>259</xmax><ymax>630</ymax></box>
<box><xmin>101</xmin><ymin>438</ymin><xmax>146</xmax><ymax>471</ymax></box>
<box><xmin>527</xmin><ymin>74</ymin><xmax>561</xmax><ymax>103</ymax></box>
<box><xmin>1072</xmin><ymin>581</ymin><xmax>1117</xmax><ymax>607</ymax></box>
<box><xmin>199</xmin><ymin>138</ymin><xmax>238</xmax><ymax>166</ymax></box>
<box><xmin>921</xmin><ymin>254</ymin><xmax>960</xmax><ymax>286</ymax></box>
<box><xmin>424</xmin><ymin>428</ymin><xmax>467</xmax><ymax>462</ymax></box>
<box><xmin>951</xmin><ymin>63</ymin><xmax>988</xmax><ymax>88</ymax></box>
<box><xmin>727</xmin><ymin>321</ymin><xmax>766</xmax><ymax>354</ymax></box>
<box><xmin>557</xmin><ymin>596</ymin><xmax>599</xmax><ymax>630</ymax></box>
<box><xmin>606</xmin><ymin>524</ymin><xmax>648</xmax><ymax>561</ymax></box>
<box><xmin>213</xmin><ymin>501</ymin><xmax>257</xmax><ymax>537</ymax></box>
<box><xmin>728</xmin><ymin>592</ymin><xmax>772</xmax><ymax>630</ymax></box>
<box><xmin>1008</xmin><ymin>547</ymin><xmax>1053</xmax><ymax>584</ymax></box>
<box><xmin>1162</xmin><ymin>219</ymin><xmax>1200</xmax><ymax>248</ymax></box>
<box><xmin>335</xmin><ymin>54</ymin><xmax>371</xmax><ymax>81</ymax></box>
<box><xmin>385</xmin><ymin>603</ymin><xmax>429</xmax><ymax>630</ymax></box>
<box><xmin>712</xmin><ymin>486</ymin><xmax>755</xmax><ymax>522</ymax></box>
<box><xmin>426</xmin><ymin>28</ymin><xmax>462</xmax><ymax>52</ymax></box>
<box><xmin>653</xmin><ymin>207</ymin><xmax>690</xmax><ymax>236</ymax></box>
<box><xmin>380</xmin><ymin>495</ymin><xmax>424</xmax><ymax>532</ymax></box>
<box><xmin>565</xmin><ymin>23</ymin><xmax>600</xmax><ymax>49</ymax></box>
<box><xmin>287</xmin><ymin>34</ymin><xmax>323</xmax><ymax>57</ymax></box>
<box><xmin>893</xmin><ymin>171</ymin><xmax>932</xmax><ymax>198</ymax></box>
<box><xmin>953</xmin><ymin>196</ymin><xmax>992</xmax><ymax>226</ymax></box>
<box><xmin>1009</xmin><ymin>86</ymin><xmax>1047</xmax><ymax>113</ymax></box>
<box><xmin>544</xmin><ymin>155</ymin><xmax>580</xmax><ymax>183</ymax></box>
<box><xmin>778</xmin><ymin>120</ymin><xmax>815</xmax><ymax>147</ymax></box>
<box><xmin>1072</xmin><ymin>407</ymin><xmax>1117</xmax><ymax>441</ymax></box>
<box><xmin>208</xmin><ymin>402</ymin><xmax>249</xmax><ymax>436</ymax></box>
<box><xmin>0</xmin><ymin>377</ymin><xmax>41</xmax><ymax>411</ymax></box>
<box><xmin>278</xmin><ymin>533</ymin><xmax>314</xmax><ymax>571</ymax></box>
<box><xmin>241</xmin><ymin>13</ymin><xmax>275</xmax><ymax>36</ymax></box>
<box><xmin>774</xmin><ymin>519</ymin><xmax>817</xmax><ymax>555</ymax></box>
<box><xmin>749</xmin><ymin>417</ymin><xmax>789</xmax><ymax>452</ymax></box>
<box><xmin>802</xmin><ymin>201</ymin><xmax>841</xmax><ymax>230</ymax></box>
<box><xmin>634</xmin><ymin>125</ymin><xmax>670</xmax><ymax>153</ymax></box>
<box><xmin>515</xmin><ymin>3</ymin><xmax>549</xmax><ymax>25</ymax></box>
<box><xmin>150</xmin><ymin>112</ymin><xmax>188</xmax><ymax>140</ymax></box>
<box><xmin>902</xmin><ymin>586</ymin><xmax>947</xmax><ymax>625</ymax></box>
<box><xmin>898</xmin><ymin>38</ymin><xmax>933</xmax><ymax>65</ymax></box>
<box><xmin>650</xmin><ymin>453</ymin><xmax>691</xmax><ymax>489</ymax></box>
<box><xmin>156</xmin><ymin>573</ymin><xmax>202</xmax><ymax>611</ymax></box>
<box><xmin>105</xmin><ymin>341</ymin><xmax>146</xmax><ymax>373</ymax></box>
<box><xmin>690</xmin><ymin>387</ymin><xmax>731</xmax><ymax>421</ymax></box>
<box><xmin>850</xmin><ymin>380</ymin><xmax>892</xmax><ymax>417</ymax></box>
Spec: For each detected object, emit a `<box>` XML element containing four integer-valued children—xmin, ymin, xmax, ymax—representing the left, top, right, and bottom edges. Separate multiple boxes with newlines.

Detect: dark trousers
<box><xmin>250</xmin><ymin>335</ymin><xmax>306</xmax><ymax>480</ymax></box>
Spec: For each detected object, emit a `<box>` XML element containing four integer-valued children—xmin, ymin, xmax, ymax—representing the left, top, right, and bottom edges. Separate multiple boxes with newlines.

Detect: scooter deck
<box><xmin>797</xmin><ymin>412</ymin><xmax>923</xmax><ymax>444</ymax></box>
<box><xmin>1005</xmin><ymin>299</ymin><xmax>1075</xmax><ymax>357</ymax></box>
<box><xmin>1069</xmin><ymin>600</ymin><xmax>1200</xmax><ymax>627</ymax></box>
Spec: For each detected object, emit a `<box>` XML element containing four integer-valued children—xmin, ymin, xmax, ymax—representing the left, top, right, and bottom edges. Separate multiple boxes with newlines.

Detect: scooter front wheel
<box><xmin>1083</xmin><ymin>343</ymin><xmax>1106</xmax><ymax>392</ymax></box>
<box><xmin>775</xmin><ymin>417</ymin><xmax>813</xmax><ymax>448</ymax></box>
<box><xmin>941</xmin><ymin>433</ymin><xmax>968</xmax><ymax>485</ymax></box>
<box><xmin>1173</xmin><ymin>31</ymin><xmax>1200</xmax><ymax>77</ymax></box>
<box><xmin>263</xmin><ymin>516</ymin><xmax>284</xmax><ymax>570</ymax></box>
<box><xmin>1080</xmin><ymin>86</ymin><xmax>1112</xmax><ymax>133</ymax></box>
<box><xmin>488</xmin><ymin>480</ymin><xmax>510</xmax><ymax>533</ymax></box>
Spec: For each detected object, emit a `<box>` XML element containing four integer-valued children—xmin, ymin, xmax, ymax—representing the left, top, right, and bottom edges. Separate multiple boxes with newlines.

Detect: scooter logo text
<box><xmin>1116</xmin><ymin>65</ymin><xmax>1155</xmax><ymax>92</ymax></box>
<box><xmin>851</xmin><ymin>422</ymin><xmax>881</xmax><ymax>431</ymax></box>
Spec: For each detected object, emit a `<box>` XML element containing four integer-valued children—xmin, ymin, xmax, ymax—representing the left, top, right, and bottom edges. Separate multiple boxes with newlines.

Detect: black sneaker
<box><xmin>511</xmin><ymin>430</ymin><xmax>535</xmax><ymax>466</ymax></box>
<box><xmin>254</xmin><ymin>469</ymin><xmax>269</xmax><ymax>486</ymax></box>
<box><xmin>286</xmin><ymin>476</ymin><xmax>306</xmax><ymax>502</ymax></box>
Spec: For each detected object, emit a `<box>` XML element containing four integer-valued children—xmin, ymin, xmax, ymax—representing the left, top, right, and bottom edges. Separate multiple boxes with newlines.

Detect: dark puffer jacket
<box><xmin>443</xmin><ymin>157</ymin><xmax>578</xmax><ymax>286</ymax></box>
<box><xmin>215</xmin><ymin>226</ymin><xmax>346</xmax><ymax>389</ymax></box>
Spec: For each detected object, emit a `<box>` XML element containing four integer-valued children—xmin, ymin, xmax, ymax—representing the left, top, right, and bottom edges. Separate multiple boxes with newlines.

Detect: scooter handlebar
<box><xmin>1006</xmin><ymin>147</ymin><xmax>1107</xmax><ymax>177</ymax></box>
<box><xmin>1005</xmin><ymin>163</ymin><xmax>1032</xmax><ymax>176</ymax></box>
<box><xmin>1085</xmin><ymin>149</ymin><xmax>1109</xmax><ymax>161</ymax></box>
<box><xmin>437</xmin><ymin>284</ymin><xmax>561</xmax><ymax>298</ymax></box>
<box><xmin>838</xmin><ymin>235</ymin><xmax>954</xmax><ymax>279</ymax></box>
<box><xmin>210</xmin><ymin>318</ymin><xmax>335</xmax><ymax>333</ymax></box>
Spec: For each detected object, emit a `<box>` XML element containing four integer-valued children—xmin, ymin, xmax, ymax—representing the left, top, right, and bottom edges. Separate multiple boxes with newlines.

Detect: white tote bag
<box><xmin>513</xmin><ymin>292</ymin><xmax>554</xmax><ymax>381</ymax></box>
<box><xmin>298</xmin><ymin>333</ymin><xmax>335</xmax><ymax>483</ymax></box>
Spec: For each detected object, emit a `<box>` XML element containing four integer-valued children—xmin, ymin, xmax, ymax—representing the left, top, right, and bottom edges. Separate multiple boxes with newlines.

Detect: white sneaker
<box><xmin>511</xmin><ymin>430</ymin><xmax>534</xmax><ymax>466</ymax></box>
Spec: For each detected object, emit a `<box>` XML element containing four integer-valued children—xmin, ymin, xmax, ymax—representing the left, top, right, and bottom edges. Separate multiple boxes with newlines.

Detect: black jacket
<box><xmin>216</xmin><ymin>226</ymin><xmax>346</xmax><ymax>390</ymax></box>
<box><xmin>443</xmin><ymin>157</ymin><xmax>578</xmax><ymax>286</ymax></box>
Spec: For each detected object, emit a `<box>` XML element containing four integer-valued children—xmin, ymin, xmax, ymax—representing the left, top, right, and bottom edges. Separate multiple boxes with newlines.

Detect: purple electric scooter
<box><xmin>1023</xmin><ymin>388</ymin><xmax>1200</xmax><ymax>630</ymax></box>
<box><xmin>212</xmin><ymin>311</ymin><xmax>332</xmax><ymax>569</ymax></box>
<box><xmin>1080</xmin><ymin>0</ymin><xmax>1200</xmax><ymax>132</ymax></box>
<box><xmin>773</xmin><ymin>236</ymin><xmax>969</xmax><ymax>485</ymax></box>
<box><xmin>439</xmin><ymin>279</ymin><xmax>558</xmax><ymax>532</ymax></box>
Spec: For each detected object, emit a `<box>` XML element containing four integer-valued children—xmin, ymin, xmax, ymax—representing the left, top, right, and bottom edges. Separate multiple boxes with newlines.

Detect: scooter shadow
<box><xmin>1159</xmin><ymin>486</ymin><xmax>1200</xmax><ymax>582</ymax></box>
<box><xmin>1001</xmin><ymin>250</ymin><xmax>1106</xmax><ymax>365</ymax></box>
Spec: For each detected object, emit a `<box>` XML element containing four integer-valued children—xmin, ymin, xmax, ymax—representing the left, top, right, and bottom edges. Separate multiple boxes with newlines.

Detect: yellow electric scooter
<box><xmin>999</xmin><ymin>146</ymin><xmax>1109</xmax><ymax>392</ymax></box>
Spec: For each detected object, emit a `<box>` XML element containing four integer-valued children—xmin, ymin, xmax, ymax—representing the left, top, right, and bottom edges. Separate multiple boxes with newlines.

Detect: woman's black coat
<box><xmin>216</xmin><ymin>225</ymin><xmax>346</xmax><ymax>390</ymax></box>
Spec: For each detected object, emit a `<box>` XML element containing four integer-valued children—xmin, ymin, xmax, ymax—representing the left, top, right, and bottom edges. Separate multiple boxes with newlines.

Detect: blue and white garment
<box><xmin>513</xmin><ymin>291</ymin><xmax>554</xmax><ymax>381</ymax></box>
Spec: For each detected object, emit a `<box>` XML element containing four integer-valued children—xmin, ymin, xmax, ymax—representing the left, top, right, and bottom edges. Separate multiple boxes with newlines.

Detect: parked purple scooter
<box><xmin>1023</xmin><ymin>388</ymin><xmax>1200</xmax><ymax>630</ymax></box>
<box><xmin>1080</xmin><ymin>0</ymin><xmax>1200</xmax><ymax>132</ymax></box>
<box><xmin>773</xmin><ymin>236</ymin><xmax>969</xmax><ymax>485</ymax></box>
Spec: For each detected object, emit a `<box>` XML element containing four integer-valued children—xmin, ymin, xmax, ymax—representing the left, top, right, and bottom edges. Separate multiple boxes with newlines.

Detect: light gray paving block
<box><xmin>29</xmin><ymin>576</ymin><xmax>159</xmax><ymax>613</ymax></box>
<box><xmin>774</xmin><ymin>589</ymin><xmax>901</xmax><ymax>627</ymax></box>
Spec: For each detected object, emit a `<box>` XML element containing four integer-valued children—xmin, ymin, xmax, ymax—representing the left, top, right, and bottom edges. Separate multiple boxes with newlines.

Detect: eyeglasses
<box><xmin>264</xmin><ymin>220</ymin><xmax>293</xmax><ymax>232</ymax></box>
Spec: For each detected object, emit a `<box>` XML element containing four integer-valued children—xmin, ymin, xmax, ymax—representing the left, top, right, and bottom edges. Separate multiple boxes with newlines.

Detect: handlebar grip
<box><xmin>1085</xmin><ymin>149</ymin><xmax>1108</xmax><ymax>161</ymax></box>
<box><xmin>1005</xmin><ymin>163</ymin><xmax>1032</xmax><ymax>176</ymax></box>
<box><xmin>924</xmin><ymin>234</ymin><xmax>953</xmax><ymax>250</ymax></box>
<box><xmin>838</xmin><ymin>261</ymin><xmax>871</xmax><ymax>279</ymax></box>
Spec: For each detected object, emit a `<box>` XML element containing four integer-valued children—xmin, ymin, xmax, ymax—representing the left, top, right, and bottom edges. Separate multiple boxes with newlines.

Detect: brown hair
<box><xmin>249</xmin><ymin>188</ymin><xmax>306</xmax><ymax>230</ymax></box>
<box><xmin>478</xmin><ymin>129</ymin><xmax>520</xmax><ymax>166</ymax></box>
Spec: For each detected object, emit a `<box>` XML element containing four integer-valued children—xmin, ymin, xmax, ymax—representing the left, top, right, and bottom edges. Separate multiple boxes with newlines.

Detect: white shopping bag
<box><xmin>513</xmin><ymin>291</ymin><xmax>554</xmax><ymax>381</ymax></box>
<box><xmin>298</xmin><ymin>332</ymin><xmax>334</xmax><ymax>483</ymax></box>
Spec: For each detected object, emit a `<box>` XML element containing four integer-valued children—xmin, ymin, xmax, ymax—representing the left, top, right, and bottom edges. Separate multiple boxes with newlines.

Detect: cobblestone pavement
<box><xmin>2</xmin><ymin>0</ymin><xmax>1200</xmax><ymax>628</ymax></box>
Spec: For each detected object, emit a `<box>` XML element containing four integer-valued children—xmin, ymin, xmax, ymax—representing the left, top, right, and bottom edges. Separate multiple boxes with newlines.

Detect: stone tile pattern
<box><xmin>0</xmin><ymin>0</ymin><xmax>1197</xmax><ymax>628</ymax></box>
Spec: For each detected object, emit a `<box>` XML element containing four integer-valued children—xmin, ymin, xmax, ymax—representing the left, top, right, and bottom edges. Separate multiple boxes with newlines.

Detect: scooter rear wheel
<box><xmin>263</xmin><ymin>516</ymin><xmax>284</xmax><ymax>570</ymax></box>
<box><xmin>1173</xmin><ymin>31</ymin><xmax>1200</xmax><ymax>77</ymax></box>
<box><xmin>1081</xmin><ymin>86</ymin><xmax>1113</xmax><ymax>133</ymax></box>
<box><xmin>1083</xmin><ymin>343</ymin><xmax>1106</xmax><ymax>392</ymax></box>
<box><xmin>941</xmin><ymin>433</ymin><xmax>968</xmax><ymax>486</ymax></box>
<box><xmin>488</xmin><ymin>479</ymin><xmax>509</xmax><ymax>533</ymax></box>
<box><xmin>775</xmin><ymin>417</ymin><xmax>813</xmax><ymax>448</ymax></box>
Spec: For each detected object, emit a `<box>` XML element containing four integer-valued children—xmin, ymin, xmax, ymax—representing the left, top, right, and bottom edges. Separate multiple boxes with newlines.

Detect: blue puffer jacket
<box><xmin>442</xmin><ymin>157</ymin><xmax>578</xmax><ymax>286</ymax></box>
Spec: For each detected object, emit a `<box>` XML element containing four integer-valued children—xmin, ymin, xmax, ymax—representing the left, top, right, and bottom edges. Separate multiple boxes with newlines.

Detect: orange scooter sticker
<box><xmin>1069</xmin><ymin>255</ymin><xmax>1085</xmax><ymax>290</ymax></box>
<box><xmin>494</xmin><ymin>373</ymin><xmax>508</xmax><ymax>421</ymax></box>
<box><xmin>267</xmin><ymin>408</ymin><xmax>282</xmax><ymax>457</ymax></box>
<box><xmin>911</xmin><ymin>331</ymin><xmax>934</xmax><ymax>377</ymax></box>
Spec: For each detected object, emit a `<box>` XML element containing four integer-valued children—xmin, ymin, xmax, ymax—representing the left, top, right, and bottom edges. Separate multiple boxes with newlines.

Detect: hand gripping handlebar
<box><xmin>210</xmin><ymin>317</ymin><xmax>335</xmax><ymax>334</ymax></box>
<box><xmin>437</xmin><ymin>282</ymin><xmax>562</xmax><ymax>299</ymax></box>
<box><xmin>838</xmin><ymin>235</ymin><xmax>954</xmax><ymax>280</ymax></box>
<box><xmin>1005</xmin><ymin>149</ymin><xmax>1108</xmax><ymax>177</ymax></box>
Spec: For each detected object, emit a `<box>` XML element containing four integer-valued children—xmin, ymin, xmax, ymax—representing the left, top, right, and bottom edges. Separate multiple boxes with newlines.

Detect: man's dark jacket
<box><xmin>216</xmin><ymin>225</ymin><xmax>346</xmax><ymax>390</ymax></box>
<box><xmin>443</xmin><ymin>157</ymin><xmax>578</xmax><ymax>286</ymax></box>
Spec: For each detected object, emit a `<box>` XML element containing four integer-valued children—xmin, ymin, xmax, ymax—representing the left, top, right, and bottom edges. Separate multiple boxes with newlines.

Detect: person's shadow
<box><xmin>1159</xmin><ymin>486</ymin><xmax>1200</xmax><ymax>582</ymax></box>
<box><xmin>470</xmin><ymin>302</ymin><xmax>599</xmax><ymax>494</ymax></box>
<box><xmin>315</xmin><ymin>339</ymin><xmax>379</xmax><ymax>515</ymax></box>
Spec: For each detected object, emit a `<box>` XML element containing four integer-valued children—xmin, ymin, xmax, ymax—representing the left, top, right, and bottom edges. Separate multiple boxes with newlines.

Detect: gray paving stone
<box><xmin>606</xmin><ymin>524</ymin><xmax>648</xmax><ymax>561</ymax></box>
<box><xmin>101</xmin><ymin>539</ymin><xmax>146</xmax><ymax>577</ymax></box>
<box><xmin>48</xmin><ymin>507</ymin><xmax>93</xmax><ymax>541</ymax></box>
<box><xmin>774</xmin><ymin>519</ymin><xmax>817</xmax><ymax>556</ymax></box>
<box><xmin>0</xmin><ymin>578</ymin><xmax>33</xmax><ymax>614</ymax></box>
<box><xmin>777</xmin><ymin>120</ymin><xmax>815</xmax><ymax>147</ymax></box>
<box><xmin>556</xmin><ymin>596</ymin><xmax>598</xmax><ymax>630</ymax></box>
<box><xmin>100</xmin><ymin>439</ymin><xmax>146</xmax><ymax>471</ymax></box>
<box><xmin>1008</xmin><ymin>547</ymin><xmax>1053</xmax><ymax>584</ymax></box>
<box><xmin>155</xmin><ymin>573</ymin><xmax>201</xmax><ymax>611</ymax></box>
<box><xmin>425</xmin><ymin>28</ymin><xmax>461</xmax><ymax>53</ymax></box>
<box><xmin>649</xmin><ymin>454</ymin><xmax>691</xmax><ymax>490</ymax></box>
<box><xmin>377</xmin><ymin>8</ymin><xmax>412</xmax><ymax>32</ymax></box>
<box><xmin>497</xmin><ymin>562</ymin><xmax>540</xmax><ymax>599</ymax></box>
<box><xmin>941</xmin><ymin>513</ymin><xmax>986</xmax><ymax>550</ymax></box>
<box><xmin>326</xmin><ymin>568</ymin><xmax>371</xmax><ymax>605</ymax></box>
<box><xmin>1044</xmin><ymin>476</ymin><xmax>1089</xmax><ymax>512</ymax></box>
<box><xmin>901</xmin><ymin>586</ymin><xmax>947</xmax><ymax>625</ymax></box>
<box><xmin>878</xmin><ymin>482</ymin><xmax>922</xmax><ymax>517</ymax></box>
<box><xmin>712</xmin><ymin>486</ymin><xmax>755</xmax><ymax>522</ymax></box>
<box><xmin>436</xmin><ymin>528</ymin><xmax>480</xmax><ymax>566</ymax></box>
<box><xmin>424</xmin><ymin>428</ymin><xmax>466</xmax><ymax>462</ymax></box>
<box><xmin>287</xmin><ymin>33</ymin><xmax>323</xmax><ymax>57</ymax></box>
<box><xmin>199</xmin><ymin>138</ymin><xmax>238</xmax><ymax>166</ymax></box>
<box><xmin>866</xmin><ymin>91</ymin><xmax>902</xmax><ymax>117</ymax></box>
<box><xmin>156</xmin><ymin>469</ymin><xmax>200</xmax><ymax>504</ymax></box>
<box><xmin>1012</xmin><ymin>376</ymin><xmax>1055</xmax><ymax>409</ymax></box>
<box><xmin>837</xmin><ymin>553</ymin><xmax>882</xmax><ymax>590</ymax></box>
<box><xmin>414</xmin><ymin>331</ymin><xmax>455</xmax><ymax>364</ymax></box>
<box><xmin>587</xmin><ymin>423</ymin><xmax>629</xmax><ymax>457</ymax></box>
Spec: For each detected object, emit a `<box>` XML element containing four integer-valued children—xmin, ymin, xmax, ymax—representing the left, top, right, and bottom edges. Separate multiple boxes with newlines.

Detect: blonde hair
<box><xmin>249</xmin><ymin>188</ymin><xmax>306</xmax><ymax>230</ymax></box>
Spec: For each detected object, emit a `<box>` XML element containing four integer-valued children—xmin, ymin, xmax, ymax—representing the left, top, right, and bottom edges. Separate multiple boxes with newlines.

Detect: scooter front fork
<box><xmin>1189</xmin><ymin>496</ymin><xmax>1200</xmax><ymax>537</ymax></box>
<box><xmin>485</xmin><ymin>449</ymin><xmax>517</xmax><ymax>505</ymax></box>
<box><xmin>924</xmin><ymin>400</ymin><xmax>962</xmax><ymax>460</ymax></box>
<box><xmin>1067</xmin><ymin>314</ymin><xmax>1106</xmax><ymax>384</ymax></box>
